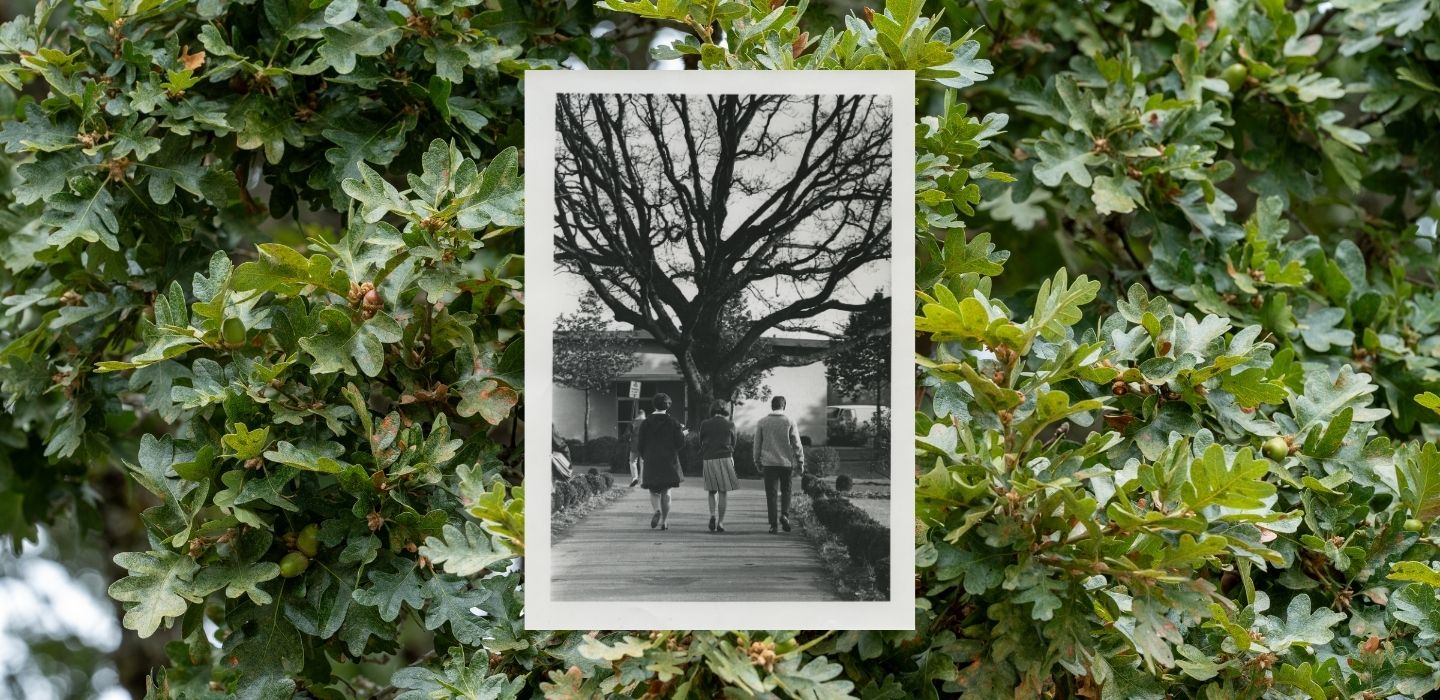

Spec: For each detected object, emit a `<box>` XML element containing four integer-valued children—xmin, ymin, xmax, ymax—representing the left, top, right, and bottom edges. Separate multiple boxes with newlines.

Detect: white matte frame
<box><xmin>523</xmin><ymin>69</ymin><xmax>916</xmax><ymax>631</ymax></box>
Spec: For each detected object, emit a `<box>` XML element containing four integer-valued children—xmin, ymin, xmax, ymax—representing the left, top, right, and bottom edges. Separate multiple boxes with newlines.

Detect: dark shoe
<box><xmin>660</xmin><ymin>523</ymin><xmax>668</xmax><ymax>531</ymax></box>
<box><xmin>651</xmin><ymin>512</ymin><xmax>660</xmax><ymax>529</ymax></box>
<box><xmin>708</xmin><ymin>516</ymin><xmax>716</xmax><ymax>532</ymax></box>
<box><xmin>769</xmin><ymin>525</ymin><xmax>778</xmax><ymax>534</ymax></box>
<box><xmin>781</xmin><ymin>516</ymin><xmax>791</xmax><ymax>532</ymax></box>
<box><xmin>716</xmin><ymin>523</ymin><xmax>726</xmax><ymax>533</ymax></box>
<box><xmin>629</xmin><ymin>478</ymin><xmax>639</xmax><ymax>487</ymax></box>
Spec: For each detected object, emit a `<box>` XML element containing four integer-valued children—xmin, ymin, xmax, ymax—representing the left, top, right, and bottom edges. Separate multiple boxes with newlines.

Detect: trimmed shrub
<box><xmin>579</xmin><ymin>435</ymin><xmax>625</xmax><ymax>471</ymax></box>
<box><xmin>551</xmin><ymin>472</ymin><xmax>615</xmax><ymax>513</ymax></box>
<box><xmin>805</xmin><ymin>445</ymin><xmax>838</xmax><ymax>476</ymax></box>
<box><xmin>804</xmin><ymin>485</ymin><xmax>889</xmax><ymax>596</ymax></box>
<box><xmin>827</xmin><ymin>410</ymin><xmax>865</xmax><ymax>447</ymax></box>
<box><xmin>679</xmin><ymin>431</ymin><xmax>703</xmax><ymax>476</ymax></box>
<box><xmin>806</xmin><ymin>492</ymin><xmax>881</xmax><ymax>596</ymax></box>
<box><xmin>733</xmin><ymin>435</ymin><xmax>758</xmax><ymax>477</ymax></box>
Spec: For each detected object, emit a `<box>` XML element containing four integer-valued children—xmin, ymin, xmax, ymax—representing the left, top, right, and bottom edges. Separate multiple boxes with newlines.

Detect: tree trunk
<box><xmin>582</xmin><ymin>388</ymin><xmax>590</xmax><ymax>444</ymax></box>
<box><xmin>874</xmin><ymin>379</ymin><xmax>883</xmax><ymax>457</ymax></box>
<box><xmin>673</xmin><ymin>353</ymin><xmax>708</xmax><ymax>429</ymax></box>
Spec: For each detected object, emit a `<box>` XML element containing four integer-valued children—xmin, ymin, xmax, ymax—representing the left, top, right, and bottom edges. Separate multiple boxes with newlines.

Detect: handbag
<box><xmin>551</xmin><ymin>451</ymin><xmax>573</xmax><ymax>480</ymax></box>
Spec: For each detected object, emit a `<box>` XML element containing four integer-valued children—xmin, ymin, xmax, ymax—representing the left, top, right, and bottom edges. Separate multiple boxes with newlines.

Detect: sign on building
<box><xmin>627</xmin><ymin>380</ymin><xmax>641</xmax><ymax>399</ymax></box>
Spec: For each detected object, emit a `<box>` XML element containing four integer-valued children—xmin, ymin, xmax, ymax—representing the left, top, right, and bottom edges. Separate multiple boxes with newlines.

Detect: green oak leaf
<box><xmin>1033</xmin><ymin>134</ymin><xmax>1102</xmax><ymax>188</ymax></box>
<box><xmin>318</xmin><ymin>5</ymin><xmax>401</xmax><ymax>74</ymax></box>
<box><xmin>1397</xmin><ymin>442</ymin><xmax>1440</xmax><ymax>521</ymax></box>
<box><xmin>108</xmin><ymin>550</ymin><xmax>200</xmax><ymax>638</ymax></box>
<box><xmin>391</xmin><ymin>650</ymin><xmax>526</xmax><ymax>700</ymax></box>
<box><xmin>455</xmin><ymin>146</ymin><xmax>523</xmax><ymax>230</ymax></box>
<box><xmin>1418</xmin><ymin>392</ymin><xmax>1440</xmax><ymax>416</ymax></box>
<box><xmin>342</xmin><ymin>162</ymin><xmax>409</xmax><ymax>224</ymax></box>
<box><xmin>1394</xmin><ymin>584</ymin><xmax>1440</xmax><ymax>643</ymax></box>
<box><xmin>232</xmin><ymin>243</ymin><xmax>350</xmax><ymax>297</ymax></box>
<box><xmin>456</xmin><ymin>378</ymin><xmax>520</xmax><ymax>425</ymax></box>
<box><xmin>1091</xmin><ymin>174</ymin><xmax>1141</xmax><ymax>215</ymax></box>
<box><xmin>299</xmin><ymin>308</ymin><xmax>404</xmax><ymax>377</ymax></box>
<box><xmin>929</xmin><ymin>39</ymin><xmax>993</xmax><ymax>89</ymax></box>
<box><xmin>193</xmin><ymin>560</ymin><xmax>281</xmax><ymax>605</ymax></box>
<box><xmin>1390</xmin><ymin>561</ymin><xmax>1440</xmax><ymax>588</ymax></box>
<box><xmin>1289</xmin><ymin>364</ymin><xmax>1390</xmax><ymax>434</ymax></box>
<box><xmin>421</xmin><ymin>576</ymin><xmax>491</xmax><ymax>645</ymax></box>
<box><xmin>771</xmin><ymin>655</ymin><xmax>856</xmax><ymax>699</ymax></box>
<box><xmin>943</xmin><ymin>230</ymin><xmax>1009</xmax><ymax>277</ymax></box>
<box><xmin>420</xmin><ymin>521</ymin><xmax>513</xmax><ymax>577</ymax></box>
<box><xmin>1182</xmin><ymin>444</ymin><xmax>1276</xmax><ymax>511</ymax></box>
<box><xmin>264</xmin><ymin>440</ymin><xmax>348</xmax><ymax>474</ymax></box>
<box><xmin>1266</xmin><ymin>594</ymin><xmax>1345</xmax><ymax>649</ymax></box>
<box><xmin>352</xmin><ymin>558</ymin><xmax>426</xmax><ymax>623</ymax></box>
<box><xmin>42</xmin><ymin>178</ymin><xmax>119</xmax><ymax>250</ymax></box>
<box><xmin>223</xmin><ymin>423</ymin><xmax>271</xmax><ymax>460</ymax></box>
<box><xmin>1025</xmin><ymin>268</ymin><xmax>1101</xmax><ymax>344</ymax></box>
<box><xmin>1296</xmin><ymin>306</ymin><xmax>1353</xmax><ymax>352</ymax></box>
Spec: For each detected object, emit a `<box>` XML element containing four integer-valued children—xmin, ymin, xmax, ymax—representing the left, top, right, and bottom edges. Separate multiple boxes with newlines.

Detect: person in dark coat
<box><xmin>637</xmin><ymin>392</ymin><xmax>686</xmax><ymax>530</ymax></box>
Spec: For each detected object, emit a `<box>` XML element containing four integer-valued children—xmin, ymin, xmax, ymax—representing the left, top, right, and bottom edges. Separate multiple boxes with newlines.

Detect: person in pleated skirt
<box><xmin>698</xmin><ymin>403</ymin><xmax>740</xmax><ymax>532</ymax></box>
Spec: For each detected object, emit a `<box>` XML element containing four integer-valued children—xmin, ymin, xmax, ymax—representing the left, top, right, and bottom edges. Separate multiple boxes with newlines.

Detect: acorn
<box><xmin>222</xmin><ymin>317</ymin><xmax>246</xmax><ymax>346</ymax></box>
<box><xmin>279</xmin><ymin>551</ymin><xmax>310</xmax><ymax>578</ymax></box>
<box><xmin>296</xmin><ymin>523</ymin><xmax>320</xmax><ymax>557</ymax></box>
<box><xmin>361</xmin><ymin>287</ymin><xmax>383</xmax><ymax>319</ymax></box>
<box><xmin>1262</xmin><ymin>436</ymin><xmax>1289</xmax><ymax>461</ymax></box>
<box><xmin>1221</xmin><ymin>62</ymin><xmax>1249</xmax><ymax>92</ymax></box>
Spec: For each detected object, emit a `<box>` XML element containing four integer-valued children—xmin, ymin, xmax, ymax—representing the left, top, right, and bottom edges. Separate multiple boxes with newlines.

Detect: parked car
<box><xmin>827</xmin><ymin>404</ymin><xmax>880</xmax><ymax>425</ymax></box>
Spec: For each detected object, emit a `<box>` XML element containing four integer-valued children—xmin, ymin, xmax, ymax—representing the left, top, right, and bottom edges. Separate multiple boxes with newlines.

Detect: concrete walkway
<box><xmin>551</xmin><ymin>479</ymin><xmax>836</xmax><ymax>601</ymax></box>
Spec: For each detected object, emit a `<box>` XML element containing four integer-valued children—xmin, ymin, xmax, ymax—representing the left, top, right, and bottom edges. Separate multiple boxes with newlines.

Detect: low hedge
<box><xmin>551</xmin><ymin>472</ymin><xmax>615</xmax><ymax>513</ymax></box>
<box><xmin>800</xmin><ymin>474</ymin><xmax>889</xmax><ymax>596</ymax></box>
<box><xmin>583</xmin><ymin>436</ymin><xmax>627</xmax><ymax>471</ymax></box>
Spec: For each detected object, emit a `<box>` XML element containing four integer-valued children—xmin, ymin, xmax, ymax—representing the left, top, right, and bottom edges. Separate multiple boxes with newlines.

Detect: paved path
<box><xmin>551</xmin><ymin>480</ymin><xmax>836</xmax><ymax>601</ymax></box>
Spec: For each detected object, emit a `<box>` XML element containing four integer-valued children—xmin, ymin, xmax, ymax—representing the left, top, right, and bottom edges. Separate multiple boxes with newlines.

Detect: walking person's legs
<box><xmin>629</xmin><ymin>457</ymin><xmax>640</xmax><ymax>488</ymax></box>
<box><xmin>659</xmin><ymin>489</ymin><xmax>672</xmax><ymax>529</ymax></box>
<box><xmin>707</xmin><ymin>490</ymin><xmax>718</xmax><ymax>531</ymax></box>
<box><xmin>649</xmin><ymin>490</ymin><xmax>661</xmax><ymax>528</ymax></box>
<box><xmin>716</xmin><ymin>491</ymin><xmax>728</xmax><ymax>530</ymax></box>
<box><xmin>778</xmin><ymin>468</ymin><xmax>793</xmax><ymax>531</ymax></box>
<box><xmin>762</xmin><ymin>466</ymin><xmax>780</xmax><ymax>533</ymax></box>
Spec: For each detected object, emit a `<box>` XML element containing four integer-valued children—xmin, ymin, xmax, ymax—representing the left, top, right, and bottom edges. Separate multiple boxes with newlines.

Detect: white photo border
<box><xmin>523</xmin><ymin>69</ymin><xmax>916</xmax><ymax>631</ymax></box>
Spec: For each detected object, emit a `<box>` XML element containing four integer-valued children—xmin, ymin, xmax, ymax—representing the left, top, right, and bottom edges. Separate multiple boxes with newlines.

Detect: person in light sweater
<box><xmin>752</xmin><ymin>395</ymin><xmax>805</xmax><ymax>534</ymax></box>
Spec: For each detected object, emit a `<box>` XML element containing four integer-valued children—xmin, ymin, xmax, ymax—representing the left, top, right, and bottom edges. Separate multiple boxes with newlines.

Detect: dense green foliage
<box><xmin>0</xmin><ymin>0</ymin><xmax>1437</xmax><ymax>697</ymax></box>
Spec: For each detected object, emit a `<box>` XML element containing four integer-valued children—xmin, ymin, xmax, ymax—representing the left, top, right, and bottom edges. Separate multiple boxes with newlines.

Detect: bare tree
<box><xmin>553</xmin><ymin>92</ymin><xmax>892</xmax><ymax>421</ymax></box>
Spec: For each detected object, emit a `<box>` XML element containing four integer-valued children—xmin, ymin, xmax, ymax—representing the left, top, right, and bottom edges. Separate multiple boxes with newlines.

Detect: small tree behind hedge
<box><xmin>554</xmin><ymin>291</ymin><xmax>637</xmax><ymax>443</ymax></box>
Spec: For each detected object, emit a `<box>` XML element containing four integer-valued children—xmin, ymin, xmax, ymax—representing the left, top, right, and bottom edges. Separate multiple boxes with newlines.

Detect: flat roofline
<box><xmin>555</xmin><ymin>329</ymin><xmax>829</xmax><ymax>349</ymax></box>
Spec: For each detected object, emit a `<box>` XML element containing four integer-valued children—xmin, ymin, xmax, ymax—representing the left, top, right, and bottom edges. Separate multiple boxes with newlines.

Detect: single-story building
<box><xmin>553</xmin><ymin>331</ymin><xmax>832</xmax><ymax>446</ymax></box>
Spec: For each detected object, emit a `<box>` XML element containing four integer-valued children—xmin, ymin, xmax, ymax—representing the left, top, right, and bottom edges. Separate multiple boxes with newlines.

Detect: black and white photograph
<box><xmin>525</xmin><ymin>71</ymin><xmax>914</xmax><ymax>630</ymax></box>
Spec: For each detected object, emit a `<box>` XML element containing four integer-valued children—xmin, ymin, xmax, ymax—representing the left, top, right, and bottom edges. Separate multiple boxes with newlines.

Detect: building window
<box><xmin>615</xmin><ymin>380</ymin><xmax>687</xmax><ymax>438</ymax></box>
